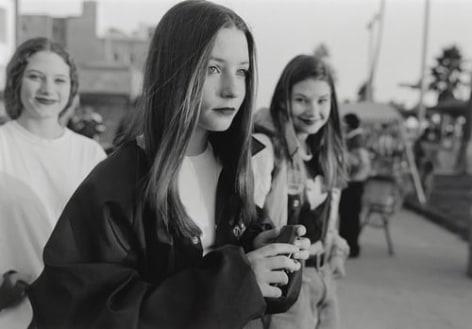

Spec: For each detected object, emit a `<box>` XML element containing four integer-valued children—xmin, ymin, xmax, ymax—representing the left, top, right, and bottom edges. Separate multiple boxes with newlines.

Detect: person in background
<box><xmin>339</xmin><ymin>112</ymin><xmax>371</xmax><ymax>258</ymax></box>
<box><xmin>67</xmin><ymin>105</ymin><xmax>106</xmax><ymax>141</ymax></box>
<box><xmin>253</xmin><ymin>54</ymin><xmax>349</xmax><ymax>329</ymax></box>
<box><xmin>413</xmin><ymin>125</ymin><xmax>439</xmax><ymax>199</ymax></box>
<box><xmin>28</xmin><ymin>2</ymin><xmax>309</xmax><ymax>329</ymax></box>
<box><xmin>0</xmin><ymin>37</ymin><xmax>106</xmax><ymax>329</ymax></box>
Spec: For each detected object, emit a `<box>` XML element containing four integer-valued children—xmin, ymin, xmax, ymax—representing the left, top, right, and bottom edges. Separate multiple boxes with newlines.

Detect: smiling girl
<box><xmin>0</xmin><ymin>38</ymin><xmax>106</xmax><ymax>329</ymax></box>
<box><xmin>253</xmin><ymin>55</ymin><xmax>349</xmax><ymax>329</ymax></box>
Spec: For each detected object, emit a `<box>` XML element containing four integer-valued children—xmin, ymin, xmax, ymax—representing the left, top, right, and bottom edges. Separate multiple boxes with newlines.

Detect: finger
<box><xmin>292</xmin><ymin>249</ymin><xmax>310</xmax><ymax>261</ymax></box>
<box><xmin>336</xmin><ymin>264</ymin><xmax>346</xmax><ymax>278</ymax></box>
<box><xmin>253</xmin><ymin>228</ymin><xmax>282</xmax><ymax>249</ymax></box>
<box><xmin>254</xmin><ymin>243</ymin><xmax>300</xmax><ymax>258</ymax></box>
<box><xmin>257</xmin><ymin>228</ymin><xmax>281</xmax><ymax>242</ymax></box>
<box><xmin>266</xmin><ymin>255</ymin><xmax>301</xmax><ymax>272</ymax></box>
<box><xmin>294</xmin><ymin>225</ymin><xmax>306</xmax><ymax>237</ymax></box>
<box><xmin>9</xmin><ymin>272</ymin><xmax>30</xmax><ymax>285</ymax></box>
<box><xmin>265</xmin><ymin>270</ymin><xmax>289</xmax><ymax>286</ymax></box>
<box><xmin>333</xmin><ymin>268</ymin><xmax>344</xmax><ymax>280</ymax></box>
<box><xmin>261</xmin><ymin>284</ymin><xmax>283</xmax><ymax>298</ymax></box>
<box><xmin>294</xmin><ymin>237</ymin><xmax>311</xmax><ymax>250</ymax></box>
<box><xmin>309</xmin><ymin>241</ymin><xmax>324</xmax><ymax>255</ymax></box>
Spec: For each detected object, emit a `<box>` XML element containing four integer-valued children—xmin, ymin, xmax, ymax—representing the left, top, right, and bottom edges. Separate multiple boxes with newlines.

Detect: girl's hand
<box><xmin>246</xmin><ymin>243</ymin><xmax>301</xmax><ymax>298</ymax></box>
<box><xmin>329</xmin><ymin>235</ymin><xmax>349</xmax><ymax>279</ymax></box>
<box><xmin>0</xmin><ymin>271</ymin><xmax>29</xmax><ymax>311</ymax></box>
<box><xmin>292</xmin><ymin>225</ymin><xmax>310</xmax><ymax>261</ymax></box>
<box><xmin>330</xmin><ymin>255</ymin><xmax>347</xmax><ymax>279</ymax></box>
<box><xmin>253</xmin><ymin>225</ymin><xmax>310</xmax><ymax>261</ymax></box>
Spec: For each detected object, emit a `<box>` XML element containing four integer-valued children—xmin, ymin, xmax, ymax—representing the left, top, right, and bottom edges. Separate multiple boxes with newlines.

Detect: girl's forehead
<box><xmin>25</xmin><ymin>51</ymin><xmax>69</xmax><ymax>73</ymax></box>
<box><xmin>292</xmin><ymin>79</ymin><xmax>331</xmax><ymax>95</ymax></box>
<box><xmin>210</xmin><ymin>27</ymin><xmax>249</xmax><ymax>64</ymax></box>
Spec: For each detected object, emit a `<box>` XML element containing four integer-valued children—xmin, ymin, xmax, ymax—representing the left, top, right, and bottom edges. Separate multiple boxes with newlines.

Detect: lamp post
<box><xmin>365</xmin><ymin>0</ymin><xmax>385</xmax><ymax>102</ymax></box>
<box><xmin>366</xmin><ymin>15</ymin><xmax>376</xmax><ymax>101</ymax></box>
<box><xmin>466</xmin><ymin>67</ymin><xmax>472</xmax><ymax>278</ymax></box>
<box><xmin>417</xmin><ymin>0</ymin><xmax>431</xmax><ymax>125</ymax></box>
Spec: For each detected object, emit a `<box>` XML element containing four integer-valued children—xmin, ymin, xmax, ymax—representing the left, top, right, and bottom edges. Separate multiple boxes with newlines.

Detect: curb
<box><xmin>403</xmin><ymin>196</ymin><xmax>469</xmax><ymax>241</ymax></box>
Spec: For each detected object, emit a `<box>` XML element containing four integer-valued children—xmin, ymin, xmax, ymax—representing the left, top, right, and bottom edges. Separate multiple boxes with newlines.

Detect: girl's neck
<box><xmin>296</xmin><ymin>133</ymin><xmax>312</xmax><ymax>161</ymax></box>
<box><xmin>16</xmin><ymin>115</ymin><xmax>65</xmax><ymax>139</ymax></box>
<box><xmin>296</xmin><ymin>132</ymin><xmax>309</xmax><ymax>144</ymax></box>
<box><xmin>186</xmin><ymin>126</ymin><xmax>209</xmax><ymax>156</ymax></box>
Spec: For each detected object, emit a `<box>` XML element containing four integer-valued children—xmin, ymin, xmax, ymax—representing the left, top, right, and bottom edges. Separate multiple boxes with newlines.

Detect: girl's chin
<box><xmin>296</xmin><ymin>125</ymin><xmax>323</xmax><ymax>135</ymax></box>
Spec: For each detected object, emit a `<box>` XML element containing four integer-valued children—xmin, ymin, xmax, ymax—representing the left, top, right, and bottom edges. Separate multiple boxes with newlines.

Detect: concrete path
<box><xmin>337</xmin><ymin>208</ymin><xmax>472</xmax><ymax>329</ymax></box>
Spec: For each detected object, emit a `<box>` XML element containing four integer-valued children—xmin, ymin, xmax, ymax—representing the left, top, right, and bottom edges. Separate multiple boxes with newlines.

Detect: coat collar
<box><xmin>254</xmin><ymin>107</ymin><xmax>299</xmax><ymax>160</ymax></box>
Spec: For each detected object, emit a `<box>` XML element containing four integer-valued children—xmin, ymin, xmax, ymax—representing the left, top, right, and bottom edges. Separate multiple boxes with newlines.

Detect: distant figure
<box><xmin>67</xmin><ymin>105</ymin><xmax>106</xmax><ymax>141</ymax></box>
<box><xmin>0</xmin><ymin>37</ymin><xmax>106</xmax><ymax>329</ymax></box>
<box><xmin>375</xmin><ymin>123</ymin><xmax>397</xmax><ymax>157</ymax></box>
<box><xmin>371</xmin><ymin>122</ymin><xmax>405</xmax><ymax>179</ymax></box>
<box><xmin>413</xmin><ymin>125</ymin><xmax>439</xmax><ymax>199</ymax></box>
<box><xmin>339</xmin><ymin>113</ymin><xmax>371</xmax><ymax>258</ymax></box>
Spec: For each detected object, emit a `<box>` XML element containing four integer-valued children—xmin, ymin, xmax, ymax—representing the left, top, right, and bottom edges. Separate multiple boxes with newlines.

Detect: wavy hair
<box><xmin>4</xmin><ymin>37</ymin><xmax>79</xmax><ymax>119</ymax></box>
<box><xmin>127</xmin><ymin>0</ymin><xmax>257</xmax><ymax>239</ymax></box>
<box><xmin>269</xmin><ymin>54</ymin><xmax>347</xmax><ymax>190</ymax></box>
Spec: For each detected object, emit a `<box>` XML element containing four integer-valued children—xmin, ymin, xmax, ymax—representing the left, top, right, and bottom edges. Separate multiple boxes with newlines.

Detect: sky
<box><xmin>18</xmin><ymin>0</ymin><xmax>472</xmax><ymax>110</ymax></box>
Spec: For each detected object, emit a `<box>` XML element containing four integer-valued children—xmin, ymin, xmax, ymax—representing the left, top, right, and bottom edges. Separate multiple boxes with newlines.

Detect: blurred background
<box><xmin>1</xmin><ymin>0</ymin><xmax>472</xmax><ymax>328</ymax></box>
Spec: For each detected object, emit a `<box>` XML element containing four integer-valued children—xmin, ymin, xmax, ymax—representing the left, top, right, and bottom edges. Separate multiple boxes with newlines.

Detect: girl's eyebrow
<box><xmin>24</xmin><ymin>69</ymin><xmax>68</xmax><ymax>78</ymax></box>
<box><xmin>24</xmin><ymin>69</ymin><xmax>42</xmax><ymax>74</ymax></box>
<box><xmin>209</xmin><ymin>56</ymin><xmax>249</xmax><ymax>66</ymax></box>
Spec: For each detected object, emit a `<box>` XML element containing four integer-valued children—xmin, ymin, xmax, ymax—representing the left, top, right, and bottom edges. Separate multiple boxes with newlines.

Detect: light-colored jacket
<box><xmin>252</xmin><ymin>108</ymin><xmax>349</xmax><ymax>258</ymax></box>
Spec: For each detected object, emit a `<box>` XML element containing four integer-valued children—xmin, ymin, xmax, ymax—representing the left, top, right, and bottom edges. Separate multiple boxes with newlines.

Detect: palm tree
<box><xmin>313</xmin><ymin>43</ymin><xmax>337</xmax><ymax>82</ymax></box>
<box><xmin>427</xmin><ymin>45</ymin><xmax>470</xmax><ymax>173</ymax></box>
<box><xmin>428</xmin><ymin>45</ymin><xmax>464</xmax><ymax>102</ymax></box>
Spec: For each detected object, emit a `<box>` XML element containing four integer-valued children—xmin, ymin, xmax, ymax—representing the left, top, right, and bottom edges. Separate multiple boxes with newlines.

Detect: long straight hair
<box><xmin>126</xmin><ymin>0</ymin><xmax>257</xmax><ymax>239</ymax></box>
<box><xmin>270</xmin><ymin>55</ymin><xmax>347</xmax><ymax>190</ymax></box>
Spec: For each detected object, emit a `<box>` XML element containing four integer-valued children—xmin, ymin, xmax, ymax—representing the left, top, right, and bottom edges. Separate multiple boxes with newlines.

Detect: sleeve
<box><xmin>28</xmin><ymin>177</ymin><xmax>266</xmax><ymax>329</ymax></box>
<box><xmin>348</xmin><ymin>147</ymin><xmax>371</xmax><ymax>180</ymax></box>
<box><xmin>325</xmin><ymin>189</ymin><xmax>349</xmax><ymax>259</ymax></box>
<box><xmin>252</xmin><ymin>133</ymin><xmax>275</xmax><ymax>208</ymax></box>
<box><xmin>93</xmin><ymin>142</ymin><xmax>107</xmax><ymax>163</ymax></box>
<box><xmin>239</xmin><ymin>207</ymin><xmax>274</xmax><ymax>253</ymax></box>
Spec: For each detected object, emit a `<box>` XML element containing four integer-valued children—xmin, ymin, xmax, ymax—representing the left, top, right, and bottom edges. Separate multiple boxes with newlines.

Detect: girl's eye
<box><xmin>208</xmin><ymin>66</ymin><xmax>220</xmax><ymax>74</ymax></box>
<box><xmin>319</xmin><ymin>98</ymin><xmax>329</xmax><ymax>104</ymax></box>
<box><xmin>237</xmin><ymin>68</ymin><xmax>248</xmax><ymax>77</ymax></box>
<box><xmin>27</xmin><ymin>74</ymin><xmax>41</xmax><ymax>81</ymax></box>
<box><xmin>295</xmin><ymin>98</ymin><xmax>307</xmax><ymax>104</ymax></box>
<box><xmin>55</xmin><ymin>78</ymin><xmax>67</xmax><ymax>84</ymax></box>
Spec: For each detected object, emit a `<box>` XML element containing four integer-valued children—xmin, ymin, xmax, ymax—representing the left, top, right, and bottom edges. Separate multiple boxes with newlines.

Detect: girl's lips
<box><xmin>213</xmin><ymin>107</ymin><xmax>236</xmax><ymax>115</ymax></box>
<box><xmin>300</xmin><ymin>117</ymin><xmax>320</xmax><ymax>124</ymax></box>
<box><xmin>36</xmin><ymin>98</ymin><xmax>57</xmax><ymax>105</ymax></box>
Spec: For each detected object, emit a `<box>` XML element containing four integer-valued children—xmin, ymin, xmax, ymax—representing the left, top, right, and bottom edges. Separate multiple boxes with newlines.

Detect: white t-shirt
<box><xmin>0</xmin><ymin>120</ymin><xmax>106</xmax><ymax>329</ymax></box>
<box><xmin>178</xmin><ymin>143</ymin><xmax>222</xmax><ymax>253</ymax></box>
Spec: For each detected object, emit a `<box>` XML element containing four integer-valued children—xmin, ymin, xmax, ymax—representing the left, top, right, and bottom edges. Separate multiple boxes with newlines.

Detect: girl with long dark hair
<box><xmin>28</xmin><ymin>2</ymin><xmax>309</xmax><ymax>329</ymax></box>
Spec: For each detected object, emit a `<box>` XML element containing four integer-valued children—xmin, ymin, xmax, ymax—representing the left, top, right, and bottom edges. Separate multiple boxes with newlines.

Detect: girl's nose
<box><xmin>39</xmin><ymin>78</ymin><xmax>53</xmax><ymax>94</ymax></box>
<box><xmin>307</xmin><ymin>101</ymin><xmax>320</xmax><ymax>116</ymax></box>
<box><xmin>220</xmin><ymin>74</ymin><xmax>239</xmax><ymax>99</ymax></box>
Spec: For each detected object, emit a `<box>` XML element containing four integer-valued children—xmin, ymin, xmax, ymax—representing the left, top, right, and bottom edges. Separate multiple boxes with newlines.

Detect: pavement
<box><xmin>337</xmin><ymin>207</ymin><xmax>472</xmax><ymax>329</ymax></box>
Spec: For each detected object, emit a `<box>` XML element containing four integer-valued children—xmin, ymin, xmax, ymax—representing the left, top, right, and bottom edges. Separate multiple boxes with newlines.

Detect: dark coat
<box><xmin>29</xmin><ymin>140</ymin><xmax>273</xmax><ymax>329</ymax></box>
